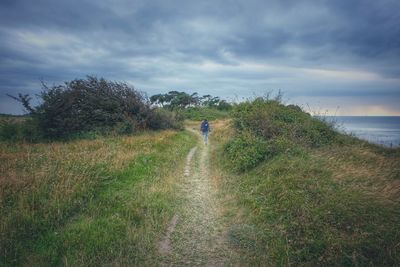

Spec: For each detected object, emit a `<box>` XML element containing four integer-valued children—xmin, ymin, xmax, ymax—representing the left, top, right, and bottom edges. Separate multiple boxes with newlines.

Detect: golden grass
<box><xmin>1</xmin><ymin>129</ymin><xmax>194</xmax><ymax>265</ymax></box>
<box><xmin>314</xmin><ymin>145</ymin><xmax>400</xmax><ymax>201</ymax></box>
<box><xmin>0</xmin><ymin>131</ymin><xmax>175</xmax><ymax>196</ymax></box>
<box><xmin>0</xmin><ymin>133</ymin><xmax>167</xmax><ymax>211</ymax></box>
<box><xmin>0</xmin><ymin>133</ymin><xmax>173</xmax><ymax>221</ymax></box>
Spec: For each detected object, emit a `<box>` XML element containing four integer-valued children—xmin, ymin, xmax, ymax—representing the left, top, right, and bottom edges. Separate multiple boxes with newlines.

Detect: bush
<box><xmin>33</xmin><ymin>76</ymin><xmax>152</xmax><ymax>138</ymax></box>
<box><xmin>224</xmin><ymin>131</ymin><xmax>274</xmax><ymax>172</ymax></box>
<box><xmin>232</xmin><ymin>98</ymin><xmax>337</xmax><ymax>147</ymax></box>
<box><xmin>147</xmin><ymin>108</ymin><xmax>183</xmax><ymax>130</ymax></box>
<box><xmin>0</xmin><ymin>119</ymin><xmax>19</xmax><ymax>141</ymax></box>
<box><xmin>8</xmin><ymin>76</ymin><xmax>183</xmax><ymax>140</ymax></box>
<box><xmin>114</xmin><ymin>121</ymin><xmax>135</xmax><ymax>135</ymax></box>
<box><xmin>224</xmin><ymin>97</ymin><xmax>339</xmax><ymax>172</ymax></box>
<box><xmin>0</xmin><ymin>117</ymin><xmax>42</xmax><ymax>142</ymax></box>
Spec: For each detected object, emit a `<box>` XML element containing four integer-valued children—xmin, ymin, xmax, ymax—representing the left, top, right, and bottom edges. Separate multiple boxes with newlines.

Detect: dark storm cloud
<box><xmin>1</xmin><ymin>0</ymin><xmax>399</xmax><ymax>114</ymax></box>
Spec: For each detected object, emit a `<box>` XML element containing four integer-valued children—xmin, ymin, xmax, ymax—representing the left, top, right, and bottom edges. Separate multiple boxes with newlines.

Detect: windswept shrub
<box><xmin>34</xmin><ymin>77</ymin><xmax>151</xmax><ymax>138</ymax></box>
<box><xmin>9</xmin><ymin>76</ymin><xmax>183</xmax><ymax>140</ymax></box>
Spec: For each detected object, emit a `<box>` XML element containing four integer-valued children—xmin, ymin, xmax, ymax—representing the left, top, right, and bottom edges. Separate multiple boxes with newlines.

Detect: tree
<box><xmin>150</xmin><ymin>94</ymin><xmax>167</xmax><ymax>107</ymax></box>
<box><xmin>200</xmin><ymin>95</ymin><xmax>221</xmax><ymax>107</ymax></box>
<box><xmin>217</xmin><ymin>100</ymin><xmax>232</xmax><ymax>110</ymax></box>
<box><xmin>150</xmin><ymin>91</ymin><xmax>200</xmax><ymax>110</ymax></box>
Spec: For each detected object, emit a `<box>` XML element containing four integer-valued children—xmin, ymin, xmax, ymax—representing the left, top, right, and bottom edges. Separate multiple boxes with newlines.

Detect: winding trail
<box><xmin>159</xmin><ymin>127</ymin><xmax>236</xmax><ymax>266</ymax></box>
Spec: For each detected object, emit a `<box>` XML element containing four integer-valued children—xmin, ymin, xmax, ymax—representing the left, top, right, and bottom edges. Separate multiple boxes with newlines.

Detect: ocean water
<box><xmin>323</xmin><ymin>116</ymin><xmax>400</xmax><ymax>148</ymax></box>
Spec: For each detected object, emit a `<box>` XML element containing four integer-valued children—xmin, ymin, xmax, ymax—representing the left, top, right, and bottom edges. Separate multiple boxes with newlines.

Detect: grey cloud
<box><xmin>0</xmin><ymin>0</ymin><xmax>399</xmax><ymax>114</ymax></box>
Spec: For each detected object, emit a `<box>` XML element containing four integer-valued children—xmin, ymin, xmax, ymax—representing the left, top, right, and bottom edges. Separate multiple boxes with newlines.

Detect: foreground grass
<box><xmin>0</xmin><ymin>130</ymin><xmax>195</xmax><ymax>266</ymax></box>
<box><xmin>211</xmin><ymin>121</ymin><xmax>400</xmax><ymax>266</ymax></box>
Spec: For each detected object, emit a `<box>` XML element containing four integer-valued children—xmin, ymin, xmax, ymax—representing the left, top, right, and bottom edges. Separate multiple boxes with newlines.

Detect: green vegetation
<box><xmin>2</xmin><ymin>90</ymin><xmax>399</xmax><ymax>266</ymax></box>
<box><xmin>224</xmin><ymin>131</ymin><xmax>271</xmax><ymax>172</ymax></box>
<box><xmin>4</xmin><ymin>76</ymin><xmax>182</xmax><ymax>141</ymax></box>
<box><xmin>223</xmin><ymin>97</ymin><xmax>338</xmax><ymax>173</ymax></box>
<box><xmin>181</xmin><ymin>107</ymin><xmax>230</xmax><ymax>121</ymax></box>
<box><xmin>0</xmin><ymin>130</ymin><xmax>195</xmax><ymax>266</ymax></box>
<box><xmin>150</xmin><ymin>91</ymin><xmax>231</xmax><ymax>111</ymax></box>
<box><xmin>232</xmin><ymin>98</ymin><xmax>337</xmax><ymax>147</ymax></box>
<box><xmin>0</xmin><ymin>116</ymin><xmax>41</xmax><ymax>142</ymax></box>
<box><xmin>211</xmin><ymin>98</ymin><xmax>400</xmax><ymax>266</ymax></box>
<box><xmin>3</xmin><ymin>78</ymin><xmax>235</xmax><ymax>142</ymax></box>
<box><xmin>150</xmin><ymin>91</ymin><xmax>232</xmax><ymax>121</ymax></box>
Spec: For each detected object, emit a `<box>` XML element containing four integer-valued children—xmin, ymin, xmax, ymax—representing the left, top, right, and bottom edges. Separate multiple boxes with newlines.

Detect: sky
<box><xmin>1</xmin><ymin>0</ymin><xmax>399</xmax><ymax>115</ymax></box>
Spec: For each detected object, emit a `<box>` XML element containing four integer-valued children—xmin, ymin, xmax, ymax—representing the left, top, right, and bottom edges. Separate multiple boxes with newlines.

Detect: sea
<box><xmin>322</xmin><ymin>116</ymin><xmax>400</xmax><ymax>148</ymax></box>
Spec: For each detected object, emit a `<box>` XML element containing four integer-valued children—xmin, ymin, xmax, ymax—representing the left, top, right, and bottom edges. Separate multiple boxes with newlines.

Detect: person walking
<box><xmin>200</xmin><ymin>119</ymin><xmax>210</xmax><ymax>145</ymax></box>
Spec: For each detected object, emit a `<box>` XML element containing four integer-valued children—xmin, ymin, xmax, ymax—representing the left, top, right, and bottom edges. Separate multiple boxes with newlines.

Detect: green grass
<box><xmin>1</xmin><ymin>130</ymin><xmax>195</xmax><ymax>266</ymax></box>
<box><xmin>211</xmin><ymin>103</ymin><xmax>400</xmax><ymax>266</ymax></box>
<box><xmin>2</xmin><ymin>99</ymin><xmax>399</xmax><ymax>266</ymax></box>
<box><xmin>219</xmin><ymin>150</ymin><xmax>400</xmax><ymax>266</ymax></box>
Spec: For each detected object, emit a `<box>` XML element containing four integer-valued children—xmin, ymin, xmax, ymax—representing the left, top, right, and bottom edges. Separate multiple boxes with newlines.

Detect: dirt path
<box><xmin>159</xmin><ymin>127</ymin><xmax>237</xmax><ymax>266</ymax></box>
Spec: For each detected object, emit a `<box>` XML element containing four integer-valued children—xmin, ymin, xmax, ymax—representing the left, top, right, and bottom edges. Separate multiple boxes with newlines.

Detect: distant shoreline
<box><xmin>319</xmin><ymin>115</ymin><xmax>400</xmax><ymax>148</ymax></box>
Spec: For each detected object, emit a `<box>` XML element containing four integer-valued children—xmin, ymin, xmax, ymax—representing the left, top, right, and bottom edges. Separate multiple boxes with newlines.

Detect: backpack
<box><xmin>201</xmin><ymin>121</ymin><xmax>209</xmax><ymax>132</ymax></box>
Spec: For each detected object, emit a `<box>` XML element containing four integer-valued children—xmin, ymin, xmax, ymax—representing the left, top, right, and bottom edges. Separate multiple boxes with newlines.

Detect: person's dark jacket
<box><xmin>200</xmin><ymin>121</ymin><xmax>209</xmax><ymax>132</ymax></box>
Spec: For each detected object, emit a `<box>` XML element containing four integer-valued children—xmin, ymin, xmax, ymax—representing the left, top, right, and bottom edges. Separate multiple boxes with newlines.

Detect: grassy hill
<box><xmin>210</xmin><ymin>99</ymin><xmax>400</xmax><ymax>266</ymax></box>
<box><xmin>1</xmin><ymin>97</ymin><xmax>399</xmax><ymax>266</ymax></box>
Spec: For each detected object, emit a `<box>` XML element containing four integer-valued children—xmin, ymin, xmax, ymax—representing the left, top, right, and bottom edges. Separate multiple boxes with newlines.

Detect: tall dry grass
<box><xmin>1</xmin><ymin>130</ymin><xmax>193</xmax><ymax>265</ymax></box>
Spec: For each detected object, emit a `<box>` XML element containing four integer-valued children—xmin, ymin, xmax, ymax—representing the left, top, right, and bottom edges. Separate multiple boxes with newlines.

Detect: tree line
<box><xmin>3</xmin><ymin>76</ymin><xmax>231</xmax><ymax>141</ymax></box>
<box><xmin>150</xmin><ymin>91</ymin><xmax>232</xmax><ymax>110</ymax></box>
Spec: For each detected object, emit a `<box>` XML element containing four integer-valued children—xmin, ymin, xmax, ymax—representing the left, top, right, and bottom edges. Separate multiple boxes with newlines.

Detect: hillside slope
<box><xmin>210</xmin><ymin>100</ymin><xmax>400</xmax><ymax>266</ymax></box>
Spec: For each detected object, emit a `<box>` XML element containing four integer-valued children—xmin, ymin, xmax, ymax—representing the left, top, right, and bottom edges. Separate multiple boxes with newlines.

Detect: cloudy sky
<box><xmin>1</xmin><ymin>0</ymin><xmax>399</xmax><ymax>115</ymax></box>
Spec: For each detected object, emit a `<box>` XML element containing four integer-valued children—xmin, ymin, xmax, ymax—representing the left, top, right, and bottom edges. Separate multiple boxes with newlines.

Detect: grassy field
<box><xmin>211</xmin><ymin>120</ymin><xmax>400</xmax><ymax>266</ymax></box>
<box><xmin>1</xmin><ymin>109</ymin><xmax>399</xmax><ymax>266</ymax></box>
<box><xmin>0</xmin><ymin>130</ymin><xmax>195</xmax><ymax>266</ymax></box>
